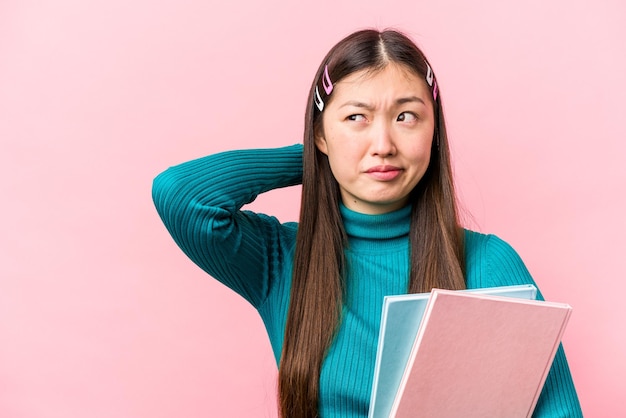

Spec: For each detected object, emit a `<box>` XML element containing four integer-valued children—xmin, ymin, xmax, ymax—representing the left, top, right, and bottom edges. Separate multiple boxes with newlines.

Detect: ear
<box><xmin>314</xmin><ymin>131</ymin><xmax>329</xmax><ymax>155</ymax></box>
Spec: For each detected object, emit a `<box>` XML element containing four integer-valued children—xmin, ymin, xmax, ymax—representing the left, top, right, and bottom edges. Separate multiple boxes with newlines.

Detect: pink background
<box><xmin>1</xmin><ymin>0</ymin><xmax>624</xmax><ymax>417</ymax></box>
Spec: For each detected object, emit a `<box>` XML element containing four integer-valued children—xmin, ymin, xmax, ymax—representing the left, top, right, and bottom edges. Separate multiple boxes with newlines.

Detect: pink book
<box><xmin>390</xmin><ymin>289</ymin><xmax>572</xmax><ymax>418</ymax></box>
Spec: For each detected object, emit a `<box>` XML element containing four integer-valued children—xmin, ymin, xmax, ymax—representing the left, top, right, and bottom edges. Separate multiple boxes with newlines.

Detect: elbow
<box><xmin>152</xmin><ymin>167</ymin><xmax>184</xmax><ymax>228</ymax></box>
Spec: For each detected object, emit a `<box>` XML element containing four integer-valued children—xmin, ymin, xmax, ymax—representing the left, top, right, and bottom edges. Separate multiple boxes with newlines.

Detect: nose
<box><xmin>370</xmin><ymin>121</ymin><xmax>396</xmax><ymax>157</ymax></box>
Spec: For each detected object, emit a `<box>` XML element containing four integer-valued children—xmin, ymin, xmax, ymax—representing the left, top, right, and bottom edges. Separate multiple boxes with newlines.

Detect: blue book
<box><xmin>368</xmin><ymin>284</ymin><xmax>538</xmax><ymax>418</ymax></box>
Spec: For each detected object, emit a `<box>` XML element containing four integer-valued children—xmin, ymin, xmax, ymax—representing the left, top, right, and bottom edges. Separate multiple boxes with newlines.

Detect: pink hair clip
<box><xmin>322</xmin><ymin>65</ymin><xmax>333</xmax><ymax>95</ymax></box>
<box><xmin>314</xmin><ymin>65</ymin><xmax>333</xmax><ymax>112</ymax></box>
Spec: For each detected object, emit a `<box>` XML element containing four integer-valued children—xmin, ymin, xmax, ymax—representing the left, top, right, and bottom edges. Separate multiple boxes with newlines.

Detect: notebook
<box><xmin>368</xmin><ymin>284</ymin><xmax>539</xmax><ymax>418</ymax></box>
<box><xmin>389</xmin><ymin>289</ymin><xmax>571</xmax><ymax>418</ymax></box>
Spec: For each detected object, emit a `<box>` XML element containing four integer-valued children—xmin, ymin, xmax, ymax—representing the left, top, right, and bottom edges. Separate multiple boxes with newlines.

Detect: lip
<box><xmin>365</xmin><ymin>165</ymin><xmax>403</xmax><ymax>181</ymax></box>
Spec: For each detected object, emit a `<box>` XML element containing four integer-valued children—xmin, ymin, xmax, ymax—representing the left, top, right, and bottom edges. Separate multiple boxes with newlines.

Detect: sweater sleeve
<box><xmin>478</xmin><ymin>234</ymin><xmax>583</xmax><ymax>418</ymax></box>
<box><xmin>151</xmin><ymin>144</ymin><xmax>303</xmax><ymax>308</ymax></box>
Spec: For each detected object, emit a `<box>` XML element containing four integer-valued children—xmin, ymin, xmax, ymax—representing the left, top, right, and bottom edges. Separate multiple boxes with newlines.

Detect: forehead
<box><xmin>334</xmin><ymin>63</ymin><xmax>429</xmax><ymax>98</ymax></box>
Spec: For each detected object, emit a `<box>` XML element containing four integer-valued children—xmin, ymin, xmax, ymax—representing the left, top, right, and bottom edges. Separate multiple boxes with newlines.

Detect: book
<box><xmin>387</xmin><ymin>288</ymin><xmax>572</xmax><ymax>418</ymax></box>
<box><xmin>368</xmin><ymin>285</ymin><xmax>538</xmax><ymax>418</ymax></box>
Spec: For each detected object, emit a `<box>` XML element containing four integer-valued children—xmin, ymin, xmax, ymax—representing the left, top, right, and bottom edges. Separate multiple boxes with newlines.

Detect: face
<box><xmin>315</xmin><ymin>63</ymin><xmax>435</xmax><ymax>215</ymax></box>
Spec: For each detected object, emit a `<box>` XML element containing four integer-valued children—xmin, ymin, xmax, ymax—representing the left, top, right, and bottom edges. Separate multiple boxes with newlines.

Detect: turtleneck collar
<box><xmin>340</xmin><ymin>204</ymin><xmax>411</xmax><ymax>245</ymax></box>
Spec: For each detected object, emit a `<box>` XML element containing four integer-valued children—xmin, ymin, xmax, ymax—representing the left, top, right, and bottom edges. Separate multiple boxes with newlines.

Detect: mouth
<box><xmin>365</xmin><ymin>165</ymin><xmax>403</xmax><ymax>181</ymax></box>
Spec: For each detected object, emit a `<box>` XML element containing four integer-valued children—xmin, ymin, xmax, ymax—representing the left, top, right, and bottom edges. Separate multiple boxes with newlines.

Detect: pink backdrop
<box><xmin>1</xmin><ymin>0</ymin><xmax>624</xmax><ymax>416</ymax></box>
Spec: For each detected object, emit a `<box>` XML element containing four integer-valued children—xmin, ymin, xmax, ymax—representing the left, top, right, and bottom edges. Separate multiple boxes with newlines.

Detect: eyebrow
<box><xmin>339</xmin><ymin>96</ymin><xmax>426</xmax><ymax>110</ymax></box>
<box><xmin>396</xmin><ymin>96</ymin><xmax>426</xmax><ymax>106</ymax></box>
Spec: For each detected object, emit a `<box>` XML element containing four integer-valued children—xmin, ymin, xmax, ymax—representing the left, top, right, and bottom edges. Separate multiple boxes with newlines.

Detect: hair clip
<box><xmin>314</xmin><ymin>65</ymin><xmax>333</xmax><ymax>112</ymax></box>
<box><xmin>322</xmin><ymin>65</ymin><xmax>333</xmax><ymax>95</ymax></box>
<box><xmin>425</xmin><ymin>62</ymin><xmax>438</xmax><ymax>101</ymax></box>
<box><xmin>425</xmin><ymin>63</ymin><xmax>434</xmax><ymax>86</ymax></box>
<box><xmin>314</xmin><ymin>86</ymin><xmax>324</xmax><ymax>111</ymax></box>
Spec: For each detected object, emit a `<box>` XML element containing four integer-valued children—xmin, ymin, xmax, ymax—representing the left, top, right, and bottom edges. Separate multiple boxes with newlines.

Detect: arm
<box><xmin>152</xmin><ymin>144</ymin><xmax>303</xmax><ymax>307</ymax></box>
<box><xmin>480</xmin><ymin>235</ymin><xmax>583</xmax><ymax>417</ymax></box>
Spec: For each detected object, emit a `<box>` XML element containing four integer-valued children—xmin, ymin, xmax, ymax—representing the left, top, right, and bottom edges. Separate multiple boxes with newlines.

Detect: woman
<box><xmin>152</xmin><ymin>29</ymin><xmax>582</xmax><ymax>417</ymax></box>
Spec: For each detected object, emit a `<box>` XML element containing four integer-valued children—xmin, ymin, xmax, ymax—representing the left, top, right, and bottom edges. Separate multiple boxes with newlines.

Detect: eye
<box><xmin>347</xmin><ymin>114</ymin><xmax>366</xmax><ymax>122</ymax></box>
<box><xmin>397</xmin><ymin>112</ymin><xmax>417</xmax><ymax>122</ymax></box>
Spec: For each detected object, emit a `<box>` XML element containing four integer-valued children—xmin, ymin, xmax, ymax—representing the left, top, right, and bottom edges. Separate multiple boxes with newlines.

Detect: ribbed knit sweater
<box><xmin>152</xmin><ymin>144</ymin><xmax>582</xmax><ymax>417</ymax></box>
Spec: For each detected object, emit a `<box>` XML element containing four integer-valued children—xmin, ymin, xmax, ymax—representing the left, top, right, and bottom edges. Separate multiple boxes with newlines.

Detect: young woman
<box><xmin>152</xmin><ymin>29</ymin><xmax>582</xmax><ymax>418</ymax></box>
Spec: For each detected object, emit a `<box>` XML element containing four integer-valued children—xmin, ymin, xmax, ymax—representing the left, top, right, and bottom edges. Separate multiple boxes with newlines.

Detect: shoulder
<box><xmin>464</xmin><ymin>229</ymin><xmax>524</xmax><ymax>263</ymax></box>
<box><xmin>463</xmin><ymin>229</ymin><xmax>539</xmax><ymax>293</ymax></box>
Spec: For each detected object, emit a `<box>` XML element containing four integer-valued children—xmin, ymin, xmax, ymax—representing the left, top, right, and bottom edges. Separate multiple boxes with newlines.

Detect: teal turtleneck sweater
<box><xmin>152</xmin><ymin>144</ymin><xmax>582</xmax><ymax>417</ymax></box>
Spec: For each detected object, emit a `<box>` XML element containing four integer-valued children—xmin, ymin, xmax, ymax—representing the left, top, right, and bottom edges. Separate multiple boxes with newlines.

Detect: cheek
<box><xmin>324</xmin><ymin>128</ymin><xmax>362</xmax><ymax>158</ymax></box>
<box><xmin>324</xmin><ymin>142</ymin><xmax>364</xmax><ymax>180</ymax></box>
<box><xmin>405</xmin><ymin>140</ymin><xmax>432</xmax><ymax>161</ymax></box>
<box><xmin>326</xmin><ymin>142</ymin><xmax>366</xmax><ymax>172</ymax></box>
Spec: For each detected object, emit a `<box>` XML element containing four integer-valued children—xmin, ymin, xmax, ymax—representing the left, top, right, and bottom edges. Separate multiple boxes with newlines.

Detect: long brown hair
<box><xmin>279</xmin><ymin>29</ymin><xmax>466</xmax><ymax>417</ymax></box>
